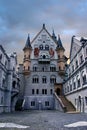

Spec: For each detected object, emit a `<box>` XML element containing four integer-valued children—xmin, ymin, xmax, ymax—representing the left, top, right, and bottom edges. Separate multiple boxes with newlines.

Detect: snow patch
<box><xmin>0</xmin><ymin>123</ymin><xmax>30</xmax><ymax>128</ymax></box>
<box><xmin>64</xmin><ymin>121</ymin><xmax>87</xmax><ymax>127</ymax></box>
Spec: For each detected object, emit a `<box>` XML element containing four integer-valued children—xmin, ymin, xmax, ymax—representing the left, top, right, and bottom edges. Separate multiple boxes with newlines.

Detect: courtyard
<box><xmin>0</xmin><ymin>110</ymin><xmax>87</xmax><ymax>130</ymax></box>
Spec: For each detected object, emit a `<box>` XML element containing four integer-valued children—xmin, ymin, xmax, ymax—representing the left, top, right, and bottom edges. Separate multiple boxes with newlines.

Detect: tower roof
<box><xmin>52</xmin><ymin>29</ymin><xmax>57</xmax><ymax>42</ymax></box>
<box><xmin>23</xmin><ymin>34</ymin><xmax>32</xmax><ymax>50</ymax></box>
<box><xmin>56</xmin><ymin>35</ymin><xmax>65</xmax><ymax>51</ymax></box>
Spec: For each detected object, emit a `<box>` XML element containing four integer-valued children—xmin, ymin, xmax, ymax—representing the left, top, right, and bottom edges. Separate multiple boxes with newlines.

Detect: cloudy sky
<box><xmin>0</xmin><ymin>0</ymin><xmax>87</xmax><ymax>63</ymax></box>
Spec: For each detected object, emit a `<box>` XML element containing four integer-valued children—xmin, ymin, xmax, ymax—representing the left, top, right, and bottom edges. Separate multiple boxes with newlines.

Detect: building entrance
<box><xmin>56</xmin><ymin>88</ymin><xmax>61</xmax><ymax>96</ymax></box>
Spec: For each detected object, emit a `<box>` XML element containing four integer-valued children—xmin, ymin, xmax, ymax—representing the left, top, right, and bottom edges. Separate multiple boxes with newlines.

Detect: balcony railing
<box><xmin>38</xmin><ymin>58</ymin><xmax>50</xmax><ymax>64</ymax></box>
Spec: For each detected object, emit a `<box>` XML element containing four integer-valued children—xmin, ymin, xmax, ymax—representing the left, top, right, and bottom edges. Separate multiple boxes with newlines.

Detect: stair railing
<box><xmin>54</xmin><ymin>92</ymin><xmax>66</xmax><ymax>112</ymax></box>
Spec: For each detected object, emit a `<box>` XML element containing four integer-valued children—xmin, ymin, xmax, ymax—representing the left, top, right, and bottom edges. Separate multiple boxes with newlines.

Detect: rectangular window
<box><xmin>42</xmin><ymin>89</ymin><xmax>44</xmax><ymax>94</ymax></box>
<box><xmin>31</xmin><ymin>101</ymin><xmax>35</xmax><ymax>106</ymax></box>
<box><xmin>72</xmin><ymin>65</ymin><xmax>74</xmax><ymax>72</ymax></box>
<box><xmin>45</xmin><ymin>89</ymin><xmax>47</xmax><ymax>94</ymax></box>
<box><xmin>77</xmin><ymin>79</ymin><xmax>80</xmax><ymax>88</ymax></box>
<box><xmin>50</xmin><ymin>89</ymin><xmax>53</xmax><ymax>94</ymax></box>
<box><xmin>36</xmin><ymin>89</ymin><xmax>39</xmax><ymax>94</ymax></box>
<box><xmin>73</xmin><ymin>82</ymin><xmax>76</xmax><ymax>89</ymax></box>
<box><xmin>32</xmin><ymin>89</ymin><xmax>34</xmax><ymax>94</ymax></box>
<box><xmin>85</xmin><ymin>97</ymin><xmax>87</xmax><ymax>105</ymax></box>
<box><xmin>80</xmin><ymin>55</ymin><xmax>83</xmax><ymax>64</ymax></box>
<box><xmin>76</xmin><ymin>60</ymin><xmax>78</xmax><ymax>69</ymax></box>
<box><xmin>45</xmin><ymin>101</ymin><xmax>49</xmax><ymax>106</ymax></box>
<box><xmin>42</xmin><ymin>89</ymin><xmax>47</xmax><ymax>94</ymax></box>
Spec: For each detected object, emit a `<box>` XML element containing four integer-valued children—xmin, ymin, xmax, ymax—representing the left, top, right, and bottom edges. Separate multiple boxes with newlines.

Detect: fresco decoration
<box><xmin>34</xmin><ymin>48</ymin><xmax>39</xmax><ymax>57</ymax></box>
<box><xmin>49</xmin><ymin>48</ymin><xmax>54</xmax><ymax>57</ymax></box>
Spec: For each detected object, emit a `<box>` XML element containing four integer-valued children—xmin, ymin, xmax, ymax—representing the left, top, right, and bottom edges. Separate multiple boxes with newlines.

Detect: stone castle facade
<box><xmin>19</xmin><ymin>24</ymin><xmax>67</xmax><ymax>110</ymax></box>
<box><xmin>0</xmin><ymin>24</ymin><xmax>87</xmax><ymax>113</ymax></box>
<box><xmin>0</xmin><ymin>45</ymin><xmax>20</xmax><ymax>113</ymax></box>
<box><xmin>63</xmin><ymin>36</ymin><xmax>87</xmax><ymax>112</ymax></box>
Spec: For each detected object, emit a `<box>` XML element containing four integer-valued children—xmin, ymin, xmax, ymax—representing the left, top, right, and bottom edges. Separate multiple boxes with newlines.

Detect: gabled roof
<box><xmin>69</xmin><ymin>36</ymin><xmax>87</xmax><ymax>61</ymax></box>
<box><xmin>31</xmin><ymin>24</ymin><xmax>57</xmax><ymax>45</ymax></box>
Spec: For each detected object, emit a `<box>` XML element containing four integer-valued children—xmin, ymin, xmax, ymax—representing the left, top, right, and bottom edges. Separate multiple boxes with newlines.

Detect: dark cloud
<box><xmin>0</xmin><ymin>0</ymin><xmax>87</xmax><ymax>62</ymax></box>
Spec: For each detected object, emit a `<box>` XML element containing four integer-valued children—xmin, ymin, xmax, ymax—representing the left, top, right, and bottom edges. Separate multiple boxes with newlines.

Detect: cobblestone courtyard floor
<box><xmin>0</xmin><ymin>110</ymin><xmax>87</xmax><ymax>130</ymax></box>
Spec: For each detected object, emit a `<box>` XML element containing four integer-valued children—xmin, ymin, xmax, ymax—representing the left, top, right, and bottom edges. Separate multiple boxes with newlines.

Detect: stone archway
<box><xmin>54</xmin><ymin>83</ymin><xmax>63</xmax><ymax>96</ymax></box>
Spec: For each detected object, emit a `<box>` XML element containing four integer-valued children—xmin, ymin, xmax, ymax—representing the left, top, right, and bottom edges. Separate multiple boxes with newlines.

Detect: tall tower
<box><xmin>23</xmin><ymin>35</ymin><xmax>32</xmax><ymax>75</ymax></box>
<box><xmin>56</xmin><ymin>35</ymin><xmax>66</xmax><ymax>75</ymax></box>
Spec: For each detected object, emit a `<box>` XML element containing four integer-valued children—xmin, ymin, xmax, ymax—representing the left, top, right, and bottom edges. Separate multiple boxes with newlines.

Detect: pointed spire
<box><xmin>23</xmin><ymin>34</ymin><xmax>32</xmax><ymax>50</ymax></box>
<box><xmin>57</xmin><ymin>35</ymin><xmax>65</xmax><ymax>51</ymax></box>
<box><xmin>57</xmin><ymin>35</ymin><xmax>62</xmax><ymax>47</ymax></box>
<box><xmin>52</xmin><ymin>29</ymin><xmax>57</xmax><ymax>41</ymax></box>
<box><xmin>43</xmin><ymin>23</ymin><xmax>45</xmax><ymax>29</ymax></box>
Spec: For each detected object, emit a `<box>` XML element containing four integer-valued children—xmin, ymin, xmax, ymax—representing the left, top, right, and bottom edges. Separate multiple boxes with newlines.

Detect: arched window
<box><xmin>73</xmin><ymin>78</ymin><xmax>76</xmax><ymax>90</ymax></box>
<box><xmin>67</xmin><ymin>86</ymin><xmax>69</xmax><ymax>92</ymax></box>
<box><xmin>42</xmin><ymin>76</ymin><xmax>47</xmax><ymax>83</ymax></box>
<box><xmin>50</xmin><ymin>64</ymin><xmax>56</xmax><ymax>72</ymax></box>
<box><xmin>76</xmin><ymin>60</ymin><xmax>78</xmax><ymax>68</ymax></box>
<box><xmin>45</xmin><ymin>45</ymin><xmax>49</xmax><ymax>50</ymax></box>
<box><xmin>70</xmin><ymin>84</ymin><xmax>72</xmax><ymax>91</ymax></box>
<box><xmin>33</xmin><ymin>64</ymin><xmax>38</xmax><ymax>71</ymax></box>
<box><xmin>76</xmin><ymin>75</ymin><xmax>80</xmax><ymax>88</ymax></box>
<box><xmin>32</xmin><ymin>75</ymin><xmax>39</xmax><ymax>83</ymax></box>
<box><xmin>82</xmin><ymin>71</ymin><xmax>86</xmax><ymax>85</ymax></box>
<box><xmin>50</xmin><ymin>75</ymin><xmax>56</xmax><ymax>83</ymax></box>
<box><xmin>43</xmin><ymin>55</ymin><xmax>46</xmax><ymax>59</ymax></box>
<box><xmin>39</xmin><ymin>45</ymin><xmax>43</xmax><ymax>50</ymax></box>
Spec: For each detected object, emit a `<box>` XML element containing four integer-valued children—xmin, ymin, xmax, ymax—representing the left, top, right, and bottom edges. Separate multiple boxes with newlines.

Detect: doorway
<box><xmin>56</xmin><ymin>88</ymin><xmax>61</xmax><ymax>96</ymax></box>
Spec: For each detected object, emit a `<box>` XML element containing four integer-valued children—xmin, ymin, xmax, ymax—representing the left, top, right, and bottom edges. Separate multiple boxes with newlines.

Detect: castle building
<box><xmin>0</xmin><ymin>45</ymin><xmax>19</xmax><ymax>113</ymax></box>
<box><xmin>63</xmin><ymin>36</ymin><xmax>87</xmax><ymax>112</ymax></box>
<box><xmin>19</xmin><ymin>24</ymin><xmax>67</xmax><ymax>110</ymax></box>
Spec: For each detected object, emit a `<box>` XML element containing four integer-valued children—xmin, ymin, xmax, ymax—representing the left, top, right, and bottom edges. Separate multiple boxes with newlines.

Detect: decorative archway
<box><xmin>54</xmin><ymin>83</ymin><xmax>63</xmax><ymax>96</ymax></box>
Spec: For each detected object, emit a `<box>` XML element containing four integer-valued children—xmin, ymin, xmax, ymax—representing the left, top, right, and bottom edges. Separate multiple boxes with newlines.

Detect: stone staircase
<box><xmin>59</xmin><ymin>96</ymin><xmax>76</xmax><ymax>112</ymax></box>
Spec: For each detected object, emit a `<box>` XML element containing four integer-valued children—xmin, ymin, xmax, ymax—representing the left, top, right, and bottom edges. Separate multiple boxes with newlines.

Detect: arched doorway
<box><xmin>56</xmin><ymin>88</ymin><xmax>61</xmax><ymax>96</ymax></box>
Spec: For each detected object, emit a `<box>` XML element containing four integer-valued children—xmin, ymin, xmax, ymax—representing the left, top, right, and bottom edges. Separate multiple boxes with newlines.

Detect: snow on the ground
<box><xmin>0</xmin><ymin>123</ymin><xmax>30</xmax><ymax>128</ymax></box>
<box><xmin>64</xmin><ymin>121</ymin><xmax>87</xmax><ymax>127</ymax></box>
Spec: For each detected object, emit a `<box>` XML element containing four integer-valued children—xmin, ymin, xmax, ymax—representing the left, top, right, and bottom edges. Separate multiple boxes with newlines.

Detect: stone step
<box><xmin>59</xmin><ymin>96</ymin><xmax>76</xmax><ymax>112</ymax></box>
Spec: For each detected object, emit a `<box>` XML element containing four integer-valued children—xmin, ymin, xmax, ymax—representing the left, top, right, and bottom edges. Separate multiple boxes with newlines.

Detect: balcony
<box><xmin>38</xmin><ymin>58</ymin><xmax>50</xmax><ymax>64</ymax></box>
